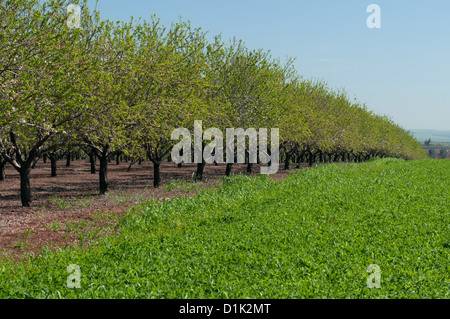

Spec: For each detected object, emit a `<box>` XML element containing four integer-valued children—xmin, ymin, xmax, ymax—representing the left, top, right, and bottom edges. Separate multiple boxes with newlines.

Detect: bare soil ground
<box><xmin>0</xmin><ymin>159</ymin><xmax>298</xmax><ymax>258</ymax></box>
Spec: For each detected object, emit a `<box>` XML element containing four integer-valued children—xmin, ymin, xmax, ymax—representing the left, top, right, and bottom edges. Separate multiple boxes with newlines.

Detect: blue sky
<box><xmin>87</xmin><ymin>0</ymin><xmax>450</xmax><ymax>131</ymax></box>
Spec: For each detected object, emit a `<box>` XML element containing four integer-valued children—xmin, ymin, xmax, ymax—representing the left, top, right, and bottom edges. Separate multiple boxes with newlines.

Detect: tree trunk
<box><xmin>66</xmin><ymin>151</ymin><xmax>71</xmax><ymax>167</ymax></box>
<box><xmin>19</xmin><ymin>166</ymin><xmax>32</xmax><ymax>207</ymax></box>
<box><xmin>89</xmin><ymin>150</ymin><xmax>96</xmax><ymax>174</ymax></box>
<box><xmin>195</xmin><ymin>160</ymin><xmax>206</xmax><ymax>181</ymax></box>
<box><xmin>0</xmin><ymin>160</ymin><xmax>6</xmax><ymax>181</ymax></box>
<box><xmin>177</xmin><ymin>150</ymin><xmax>183</xmax><ymax>168</ymax></box>
<box><xmin>284</xmin><ymin>150</ymin><xmax>293</xmax><ymax>170</ymax></box>
<box><xmin>225</xmin><ymin>163</ymin><xmax>233</xmax><ymax>176</ymax></box>
<box><xmin>99</xmin><ymin>155</ymin><xmax>108</xmax><ymax>194</ymax></box>
<box><xmin>308</xmin><ymin>151</ymin><xmax>314</xmax><ymax>167</ymax></box>
<box><xmin>298</xmin><ymin>152</ymin><xmax>305</xmax><ymax>168</ymax></box>
<box><xmin>116</xmin><ymin>154</ymin><xmax>120</xmax><ymax>165</ymax></box>
<box><xmin>247</xmin><ymin>162</ymin><xmax>253</xmax><ymax>174</ymax></box>
<box><xmin>49</xmin><ymin>154</ymin><xmax>57</xmax><ymax>177</ymax></box>
<box><xmin>153</xmin><ymin>161</ymin><xmax>161</xmax><ymax>188</ymax></box>
<box><xmin>245</xmin><ymin>151</ymin><xmax>253</xmax><ymax>174</ymax></box>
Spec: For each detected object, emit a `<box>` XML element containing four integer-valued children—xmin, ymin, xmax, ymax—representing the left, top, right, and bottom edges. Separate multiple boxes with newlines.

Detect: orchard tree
<box><xmin>204</xmin><ymin>38</ymin><xmax>288</xmax><ymax>176</ymax></box>
<box><xmin>76</xmin><ymin>18</ymin><xmax>137</xmax><ymax>194</ymax></box>
<box><xmin>128</xmin><ymin>19</ymin><xmax>211</xmax><ymax>187</ymax></box>
<box><xmin>0</xmin><ymin>0</ymin><xmax>102</xmax><ymax>206</ymax></box>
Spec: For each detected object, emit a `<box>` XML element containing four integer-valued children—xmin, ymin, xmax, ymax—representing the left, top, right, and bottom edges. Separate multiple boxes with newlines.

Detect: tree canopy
<box><xmin>0</xmin><ymin>0</ymin><xmax>428</xmax><ymax>206</ymax></box>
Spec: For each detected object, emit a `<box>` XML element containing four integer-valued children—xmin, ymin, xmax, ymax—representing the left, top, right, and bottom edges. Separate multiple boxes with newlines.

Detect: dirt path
<box><xmin>0</xmin><ymin>159</ymin><xmax>297</xmax><ymax>258</ymax></box>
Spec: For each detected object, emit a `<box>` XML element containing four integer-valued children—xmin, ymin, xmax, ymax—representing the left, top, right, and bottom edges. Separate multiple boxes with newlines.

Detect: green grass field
<box><xmin>0</xmin><ymin>158</ymin><xmax>449</xmax><ymax>299</ymax></box>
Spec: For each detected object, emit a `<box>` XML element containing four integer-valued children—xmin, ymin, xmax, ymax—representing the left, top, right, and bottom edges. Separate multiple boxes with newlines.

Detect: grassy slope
<box><xmin>0</xmin><ymin>158</ymin><xmax>449</xmax><ymax>298</ymax></box>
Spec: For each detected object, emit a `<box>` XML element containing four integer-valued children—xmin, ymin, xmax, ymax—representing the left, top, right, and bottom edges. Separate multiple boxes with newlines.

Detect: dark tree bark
<box><xmin>308</xmin><ymin>150</ymin><xmax>314</xmax><ymax>167</ymax></box>
<box><xmin>225</xmin><ymin>147</ymin><xmax>235</xmax><ymax>176</ymax></box>
<box><xmin>195</xmin><ymin>160</ymin><xmax>206</xmax><ymax>181</ymax></box>
<box><xmin>99</xmin><ymin>154</ymin><xmax>108</xmax><ymax>195</ymax></box>
<box><xmin>89</xmin><ymin>149</ymin><xmax>96</xmax><ymax>174</ymax></box>
<box><xmin>152</xmin><ymin>160</ymin><xmax>161</xmax><ymax>188</ymax></box>
<box><xmin>49</xmin><ymin>152</ymin><xmax>57</xmax><ymax>177</ymax></box>
<box><xmin>0</xmin><ymin>157</ymin><xmax>6</xmax><ymax>181</ymax></box>
<box><xmin>245</xmin><ymin>150</ymin><xmax>253</xmax><ymax>174</ymax></box>
<box><xmin>145</xmin><ymin>143</ymin><xmax>172</xmax><ymax>188</ymax></box>
<box><xmin>284</xmin><ymin>152</ymin><xmax>290</xmax><ymax>170</ymax></box>
<box><xmin>66</xmin><ymin>151</ymin><xmax>71</xmax><ymax>167</ymax></box>
<box><xmin>19</xmin><ymin>166</ymin><xmax>32</xmax><ymax>207</ymax></box>
<box><xmin>0</xmin><ymin>154</ymin><xmax>8</xmax><ymax>181</ymax></box>
<box><xmin>176</xmin><ymin>149</ymin><xmax>183</xmax><ymax>168</ymax></box>
<box><xmin>89</xmin><ymin>144</ymin><xmax>115</xmax><ymax>195</ymax></box>
<box><xmin>1</xmin><ymin>130</ymin><xmax>54</xmax><ymax>206</ymax></box>
<box><xmin>225</xmin><ymin>163</ymin><xmax>233</xmax><ymax>176</ymax></box>
<box><xmin>247</xmin><ymin>162</ymin><xmax>253</xmax><ymax>174</ymax></box>
<box><xmin>127</xmin><ymin>159</ymin><xmax>138</xmax><ymax>172</ymax></box>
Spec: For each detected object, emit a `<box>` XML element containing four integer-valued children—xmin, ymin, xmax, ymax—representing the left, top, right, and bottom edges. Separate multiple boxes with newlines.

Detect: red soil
<box><xmin>0</xmin><ymin>159</ymin><xmax>295</xmax><ymax>258</ymax></box>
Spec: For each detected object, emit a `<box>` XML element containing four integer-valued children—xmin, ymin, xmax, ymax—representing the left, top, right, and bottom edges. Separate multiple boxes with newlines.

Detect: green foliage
<box><xmin>50</xmin><ymin>195</ymin><xmax>72</xmax><ymax>210</ymax></box>
<box><xmin>0</xmin><ymin>0</ymin><xmax>429</xmax><ymax>207</ymax></box>
<box><xmin>46</xmin><ymin>220</ymin><xmax>60</xmax><ymax>231</ymax></box>
<box><xmin>0</xmin><ymin>159</ymin><xmax>448</xmax><ymax>298</ymax></box>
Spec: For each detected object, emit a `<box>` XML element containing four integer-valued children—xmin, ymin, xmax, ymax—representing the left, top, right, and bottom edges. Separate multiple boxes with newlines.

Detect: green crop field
<box><xmin>0</xmin><ymin>158</ymin><xmax>449</xmax><ymax>299</ymax></box>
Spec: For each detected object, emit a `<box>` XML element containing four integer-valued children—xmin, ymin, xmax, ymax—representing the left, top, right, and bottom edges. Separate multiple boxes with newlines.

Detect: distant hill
<box><xmin>409</xmin><ymin>129</ymin><xmax>450</xmax><ymax>143</ymax></box>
